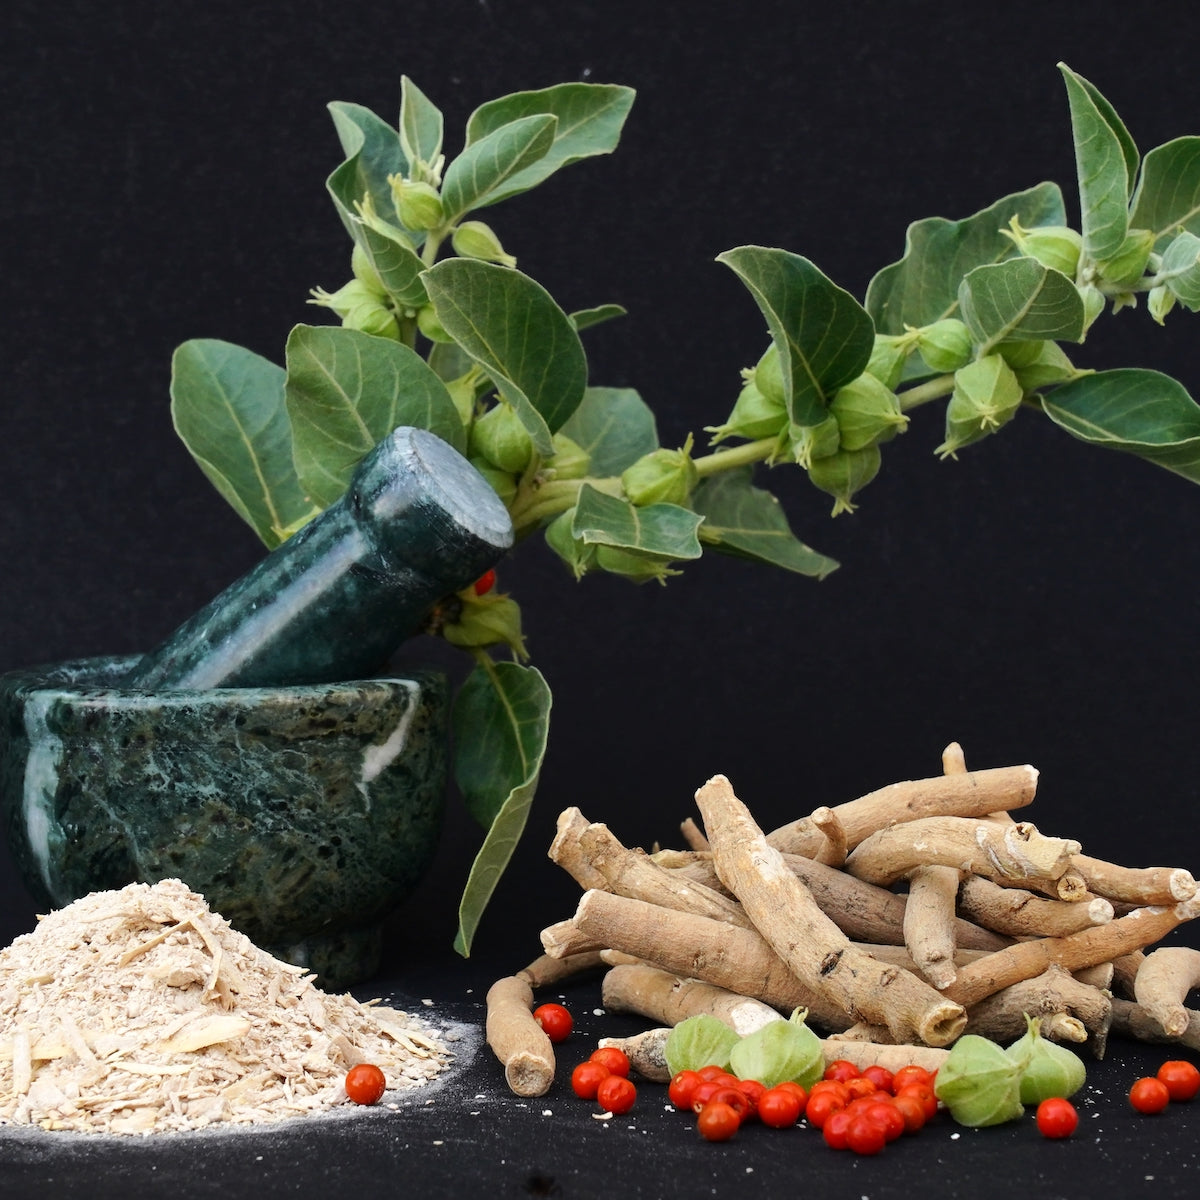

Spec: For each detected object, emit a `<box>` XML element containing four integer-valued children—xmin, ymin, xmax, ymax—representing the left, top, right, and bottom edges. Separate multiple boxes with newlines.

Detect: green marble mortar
<box><xmin>0</xmin><ymin>654</ymin><xmax>447</xmax><ymax>987</ymax></box>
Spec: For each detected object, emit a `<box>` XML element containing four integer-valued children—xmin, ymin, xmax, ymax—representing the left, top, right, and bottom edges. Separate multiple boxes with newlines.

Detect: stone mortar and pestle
<box><xmin>0</xmin><ymin>427</ymin><xmax>513</xmax><ymax>985</ymax></box>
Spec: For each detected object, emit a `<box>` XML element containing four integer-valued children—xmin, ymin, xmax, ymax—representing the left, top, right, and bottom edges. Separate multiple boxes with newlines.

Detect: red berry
<box><xmin>1036</xmin><ymin>1097</ymin><xmax>1078</xmax><ymax>1138</ymax></box>
<box><xmin>696</xmin><ymin>1100</ymin><xmax>740</xmax><ymax>1142</ymax></box>
<box><xmin>344</xmin><ymin>1063</ymin><xmax>386</xmax><ymax>1105</ymax></box>
<box><xmin>473</xmin><ymin>569</ymin><xmax>497</xmax><ymax>595</ymax></box>
<box><xmin>532</xmin><ymin>1002</ymin><xmax>572</xmax><ymax>1043</ymax></box>
<box><xmin>571</xmin><ymin>1061</ymin><xmax>611</xmax><ymax>1100</ymax></box>
<box><xmin>1130</xmin><ymin>1076</ymin><xmax>1171</xmax><ymax>1114</ymax></box>
<box><xmin>596</xmin><ymin>1074</ymin><xmax>636</xmax><ymax>1115</ymax></box>
<box><xmin>589</xmin><ymin>1046</ymin><xmax>631</xmax><ymax>1077</ymax></box>
<box><xmin>1158</xmin><ymin>1060</ymin><xmax>1200</xmax><ymax>1102</ymax></box>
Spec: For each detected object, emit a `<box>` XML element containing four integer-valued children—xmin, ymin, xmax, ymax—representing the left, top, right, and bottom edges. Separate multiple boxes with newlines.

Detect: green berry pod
<box><xmin>917</xmin><ymin>319</ymin><xmax>973</xmax><ymax>373</ymax></box>
<box><xmin>753</xmin><ymin>343</ymin><xmax>786</xmax><ymax>406</ymax></box>
<box><xmin>1149</xmin><ymin>283</ymin><xmax>1177</xmax><ymax>326</ymax></box>
<box><xmin>806</xmin><ymin>443</ymin><xmax>881</xmax><ymax>516</ymax></box>
<box><xmin>1012</xmin><ymin>341</ymin><xmax>1081</xmax><ymax>391</ymax></box>
<box><xmin>416</xmin><ymin>303</ymin><xmax>454</xmax><ymax>343</ymax></box>
<box><xmin>1008</xmin><ymin>1016</ymin><xmax>1086</xmax><ymax>1104</ymax></box>
<box><xmin>727</xmin><ymin>1009</ymin><xmax>824</xmax><ymax>1091</ymax></box>
<box><xmin>452</xmin><ymin>220</ymin><xmax>517</xmax><ymax>268</ymax></box>
<box><xmin>789</xmin><ymin>415</ymin><xmax>841</xmax><ymax>470</ymax></box>
<box><xmin>441</xmin><ymin>591</ymin><xmax>527</xmax><ymax>659</ymax></box>
<box><xmin>663</xmin><ymin>1015</ymin><xmax>742</xmax><ymax>1076</ymax></box>
<box><xmin>545</xmin><ymin>432</ymin><xmax>590</xmax><ymax>481</ymax></box>
<box><xmin>829</xmin><ymin>373</ymin><xmax>908</xmax><ymax>451</ymax></box>
<box><xmin>1078</xmin><ymin>282</ymin><xmax>1107</xmax><ymax>332</ymax></box>
<box><xmin>544</xmin><ymin>509</ymin><xmax>597</xmax><ymax>579</ymax></box>
<box><xmin>390</xmin><ymin>177</ymin><xmax>445</xmax><ymax>232</ymax></box>
<box><xmin>934</xmin><ymin>1035</ymin><xmax>1025</xmax><ymax>1127</ymax></box>
<box><xmin>309</xmin><ymin>278</ymin><xmax>382</xmax><ymax>319</ymax></box>
<box><xmin>706</xmin><ymin>379</ymin><xmax>788</xmax><ymax>444</ymax></box>
<box><xmin>864</xmin><ymin>333</ymin><xmax>914</xmax><ymax>389</ymax></box>
<box><xmin>445</xmin><ymin>375</ymin><xmax>478</xmax><ymax>427</ymax></box>
<box><xmin>468</xmin><ymin>402</ymin><xmax>535</xmax><ymax>475</ymax></box>
<box><xmin>342</xmin><ymin>299</ymin><xmax>401</xmax><ymax>341</ymax></box>
<box><xmin>1002</xmin><ymin>217</ymin><xmax>1083</xmax><ymax>278</ymax></box>
<box><xmin>594</xmin><ymin>544</ymin><xmax>680</xmax><ymax>584</ymax></box>
<box><xmin>936</xmin><ymin>354</ymin><xmax>1023</xmax><ymax>458</ymax></box>
<box><xmin>621</xmin><ymin>442</ymin><xmax>698</xmax><ymax>507</ymax></box>
<box><xmin>995</xmin><ymin>338</ymin><xmax>1046</xmax><ymax>369</ymax></box>
<box><xmin>1096</xmin><ymin>228</ymin><xmax>1156</xmax><ymax>288</ymax></box>
<box><xmin>468</xmin><ymin>456</ymin><xmax>518</xmax><ymax>507</ymax></box>
<box><xmin>351</xmin><ymin>243</ymin><xmax>387</xmax><ymax>295</ymax></box>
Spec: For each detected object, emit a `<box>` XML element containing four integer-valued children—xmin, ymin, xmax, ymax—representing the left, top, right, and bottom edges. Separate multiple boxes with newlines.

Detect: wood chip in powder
<box><xmin>0</xmin><ymin>879</ymin><xmax>450</xmax><ymax>1134</ymax></box>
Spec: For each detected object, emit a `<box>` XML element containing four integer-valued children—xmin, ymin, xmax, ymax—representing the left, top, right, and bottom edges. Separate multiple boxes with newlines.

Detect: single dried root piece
<box><xmin>943</xmin><ymin>898</ymin><xmax>1200</xmax><ymax>1008</ymax></box>
<box><xmin>963</xmin><ymin>966</ymin><xmax>1112</xmax><ymax>1055</ymax></box>
<box><xmin>601</xmin><ymin>964</ymin><xmax>781</xmax><ymax>1036</ymax></box>
<box><xmin>958</xmin><ymin>875</ymin><xmax>1114</xmax><ymax>938</ymax></box>
<box><xmin>680</xmin><ymin>817</ymin><xmax>710</xmax><ymax>851</ymax></box>
<box><xmin>541</xmin><ymin>889</ymin><xmax>850</xmax><ymax>1030</ymax></box>
<box><xmin>485</xmin><ymin>975</ymin><xmax>554</xmax><ymax>1097</ymax></box>
<box><xmin>671</xmin><ymin>852</ymin><xmax>1008</xmax><ymax>952</ymax></box>
<box><xmin>903</xmin><ymin>865</ymin><xmax>962</xmax><ymax>989</ymax></box>
<box><xmin>1111</xmin><ymin>998</ymin><xmax>1200</xmax><ymax>1052</ymax></box>
<box><xmin>766</xmin><ymin>765</ymin><xmax>1039</xmax><ymax>857</ymax></box>
<box><xmin>1111</xmin><ymin>952</ymin><xmax>1145</xmax><ymax>999</ymax></box>
<box><xmin>817</xmin><ymin>1039</ymin><xmax>950</xmax><ymax>1074</ymax></box>
<box><xmin>845</xmin><ymin>816</ymin><xmax>1080</xmax><ymax>888</ymax></box>
<box><xmin>1071</xmin><ymin>855</ymin><xmax>1197</xmax><ymax>906</ymax></box>
<box><xmin>516</xmin><ymin>952</ymin><xmax>605</xmax><ymax>991</ymax></box>
<box><xmin>1133</xmin><ymin>947</ymin><xmax>1200</xmax><ymax>1038</ymax></box>
<box><xmin>810</xmin><ymin>807</ymin><xmax>848</xmax><ymax>868</ymax></box>
<box><xmin>694</xmin><ymin>775</ymin><xmax>966</xmax><ymax>1047</ymax></box>
<box><xmin>598</xmin><ymin>1028</ymin><xmax>672</xmax><ymax>1082</ymax></box>
<box><xmin>548</xmin><ymin>808</ymin><xmax>609</xmax><ymax>891</ymax></box>
<box><xmin>570</xmin><ymin>816</ymin><xmax>751</xmax><ymax>928</ymax></box>
<box><xmin>1074</xmin><ymin>962</ymin><xmax>1115</xmax><ymax>991</ymax></box>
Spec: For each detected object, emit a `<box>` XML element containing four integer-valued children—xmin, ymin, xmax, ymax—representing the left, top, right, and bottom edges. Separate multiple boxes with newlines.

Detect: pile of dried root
<box><xmin>0</xmin><ymin>879</ymin><xmax>450</xmax><ymax>1133</ymax></box>
<box><xmin>488</xmin><ymin>745</ymin><xmax>1200</xmax><ymax>1092</ymax></box>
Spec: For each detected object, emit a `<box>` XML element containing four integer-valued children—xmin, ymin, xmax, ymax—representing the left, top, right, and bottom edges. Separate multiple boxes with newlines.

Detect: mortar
<box><xmin>0</xmin><ymin>427</ymin><xmax>513</xmax><ymax>986</ymax></box>
<box><xmin>0</xmin><ymin>654</ymin><xmax>447</xmax><ymax>986</ymax></box>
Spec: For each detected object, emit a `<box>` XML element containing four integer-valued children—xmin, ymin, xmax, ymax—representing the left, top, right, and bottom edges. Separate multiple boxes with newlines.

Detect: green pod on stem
<box><xmin>1008</xmin><ymin>1016</ymin><xmax>1086</xmax><ymax>1104</ymax></box>
<box><xmin>707</xmin><ymin>379</ymin><xmax>788</xmax><ymax>444</ymax></box>
<box><xmin>806</xmin><ymin>443</ymin><xmax>881</xmax><ymax>516</ymax></box>
<box><xmin>829</xmin><ymin>373</ymin><xmax>908</xmax><ymax>451</ymax></box>
<box><xmin>469</xmin><ymin>402</ymin><xmax>535</xmax><ymax>475</ymax></box>
<box><xmin>916</xmin><ymin>319</ymin><xmax>973</xmax><ymax>374</ymax></box>
<box><xmin>441</xmin><ymin>591</ymin><xmax>527</xmax><ymax>659</ymax></box>
<box><xmin>936</xmin><ymin>354</ymin><xmax>1023</xmax><ymax>458</ymax></box>
<box><xmin>621</xmin><ymin>438</ymin><xmax>698</xmax><ymax>507</ymax></box>
<box><xmin>864</xmin><ymin>332</ymin><xmax>915</xmax><ymax>389</ymax></box>
<box><xmin>594</xmin><ymin>544</ymin><xmax>681</xmax><ymax>584</ymax></box>
<box><xmin>390</xmin><ymin>177</ymin><xmax>445</xmax><ymax>232</ymax></box>
<box><xmin>934</xmin><ymin>1034</ymin><xmax>1025</xmax><ymax>1127</ymax></box>
<box><xmin>543</xmin><ymin>509</ymin><xmax>596</xmax><ymax>579</ymax></box>
<box><xmin>789</xmin><ymin>415</ymin><xmax>841</xmax><ymax>470</ymax></box>
<box><xmin>728</xmin><ymin>1010</ymin><xmax>824</xmax><ymax>1090</ymax></box>
<box><xmin>753</xmin><ymin>342</ymin><xmax>786</xmax><ymax>406</ymax></box>
<box><xmin>1096</xmin><ymin>228</ymin><xmax>1156</xmax><ymax>288</ymax></box>
<box><xmin>452</xmin><ymin>220</ymin><xmax>518</xmax><ymax>268</ymax></box>
<box><xmin>1001</xmin><ymin>216</ymin><xmax>1083</xmax><ymax>279</ymax></box>
<box><xmin>545</xmin><ymin>433</ymin><xmax>590</xmax><ymax>481</ymax></box>
<box><xmin>664</xmin><ymin>1015</ymin><xmax>742</xmax><ymax>1077</ymax></box>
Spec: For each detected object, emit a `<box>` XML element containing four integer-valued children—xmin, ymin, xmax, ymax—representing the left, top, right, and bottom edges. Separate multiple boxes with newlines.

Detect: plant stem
<box><xmin>897</xmin><ymin>374</ymin><xmax>956</xmax><ymax>412</ymax></box>
<box><xmin>692</xmin><ymin>437</ymin><xmax>778</xmax><ymax>478</ymax></box>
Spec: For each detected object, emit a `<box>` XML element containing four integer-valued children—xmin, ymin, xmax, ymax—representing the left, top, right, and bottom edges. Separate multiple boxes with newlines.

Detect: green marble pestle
<box><xmin>125</xmin><ymin>426</ymin><xmax>513</xmax><ymax>689</ymax></box>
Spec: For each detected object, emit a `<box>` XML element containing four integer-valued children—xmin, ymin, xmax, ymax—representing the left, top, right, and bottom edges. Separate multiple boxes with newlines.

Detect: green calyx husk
<box><xmin>545</xmin><ymin>432</ymin><xmax>590</xmax><ymax>480</ymax></box>
<box><xmin>933</xmin><ymin>1034</ymin><xmax>1026</xmax><ymax>1127</ymax></box>
<box><xmin>594</xmin><ymin>544</ymin><xmax>681</xmax><ymax>584</ymax></box>
<box><xmin>727</xmin><ymin>1009</ymin><xmax>824</xmax><ymax>1090</ymax></box>
<box><xmin>440</xmin><ymin>589</ymin><xmax>528</xmax><ymax>659</ymax></box>
<box><xmin>789</xmin><ymin>415</ymin><xmax>841</xmax><ymax>470</ymax></box>
<box><xmin>1009</xmin><ymin>1015</ymin><xmax>1087</xmax><ymax>1104</ymax></box>
<box><xmin>707</xmin><ymin>378</ymin><xmax>788</xmax><ymax>444</ymax></box>
<box><xmin>807</xmin><ymin>443</ymin><xmax>881</xmax><ymax>515</ymax></box>
<box><xmin>829</xmin><ymin>373</ymin><xmax>908</xmax><ymax>451</ymax></box>
<box><xmin>469</xmin><ymin>401</ymin><xmax>535</xmax><ymax>474</ymax></box>
<box><xmin>663</xmin><ymin>1015</ymin><xmax>741</xmax><ymax>1076</ymax></box>
<box><xmin>915</xmin><ymin>319</ymin><xmax>973</xmax><ymax>374</ymax></box>
<box><xmin>621</xmin><ymin>437</ymin><xmax>698</xmax><ymax>507</ymax></box>
<box><xmin>936</xmin><ymin>354</ymin><xmax>1023</xmax><ymax>459</ymax></box>
<box><xmin>753</xmin><ymin>342</ymin><xmax>786</xmax><ymax>405</ymax></box>
<box><xmin>543</xmin><ymin>508</ymin><xmax>596</xmax><ymax>579</ymax></box>
<box><xmin>1000</xmin><ymin>216</ymin><xmax>1083</xmax><ymax>279</ymax></box>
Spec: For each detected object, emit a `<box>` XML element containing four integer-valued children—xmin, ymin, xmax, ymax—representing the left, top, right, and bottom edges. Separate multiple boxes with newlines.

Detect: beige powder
<box><xmin>0</xmin><ymin>879</ymin><xmax>450</xmax><ymax>1134</ymax></box>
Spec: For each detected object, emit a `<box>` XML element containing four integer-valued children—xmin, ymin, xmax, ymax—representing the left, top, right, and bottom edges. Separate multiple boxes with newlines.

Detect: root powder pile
<box><xmin>0</xmin><ymin>879</ymin><xmax>450</xmax><ymax>1134</ymax></box>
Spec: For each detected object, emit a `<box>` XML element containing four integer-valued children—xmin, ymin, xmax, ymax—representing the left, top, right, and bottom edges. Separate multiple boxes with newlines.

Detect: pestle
<box><xmin>125</xmin><ymin>426</ymin><xmax>514</xmax><ymax>689</ymax></box>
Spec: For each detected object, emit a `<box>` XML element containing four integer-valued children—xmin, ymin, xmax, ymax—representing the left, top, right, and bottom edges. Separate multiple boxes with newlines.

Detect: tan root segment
<box><xmin>694</xmin><ymin>775</ymin><xmax>966</xmax><ymax>1047</ymax></box>
<box><xmin>1133</xmin><ymin>947</ymin><xmax>1200</xmax><ymax>1038</ymax></box>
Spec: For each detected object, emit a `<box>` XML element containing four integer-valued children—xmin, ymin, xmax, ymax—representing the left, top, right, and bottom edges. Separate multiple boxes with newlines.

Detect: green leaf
<box><xmin>1130</xmin><ymin>137</ymin><xmax>1200</xmax><ymax>248</ymax></box>
<box><xmin>1161</xmin><ymin>231</ymin><xmax>1200</xmax><ymax>309</ymax></box>
<box><xmin>1041</xmin><ymin>368</ymin><xmax>1200</xmax><ymax>483</ymax></box>
<box><xmin>571</xmin><ymin>484</ymin><xmax>703</xmax><ymax>559</ymax></box>
<box><xmin>354</xmin><ymin>220</ymin><xmax>429</xmax><ymax>309</ymax></box>
<box><xmin>422</xmin><ymin>259</ymin><xmax>587</xmax><ymax>454</ymax></box>
<box><xmin>570</xmin><ymin>303</ymin><xmax>627</xmax><ymax>332</ymax></box>
<box><xmin>440</xmin><ymin>114</ymin><xmax>557</xmax><ymax>222</ymax></box>
<box><xmin>171</xmin><ymin>340</ymin><xmax>312</xmax><ymax>549</ymax></box>
<box><xmin>399</xmin><ymin>76</ymin><xmax>443</xmax><ymax>168</ymax></box>
<box><xmin>464</xmin><ymin>83</ymin><xmax>636</xmax><ymax>206</ymax></box>
<box><xmin>283</xmin><ymin>324</ymin><xmax>466</xmax><ymax>509</ymax></box>
<box><xmin>718</xmin><ymin>246</ymin><xmax>874</xmax><ymax>427</ymax></box>
<box><xmin>692</xmin><ymin>467</ymin><xmax>838</xmax><ymax>578</ymax></box>
<box><xmin>957</xmin><ymin>258</ymin><xmax>1086</xmax><ymax>350</ymax></box>
<box><xmin>326</xmin><ymin>101</ymin><xmax>408</xmax><ymax>232</ymax></box>
<box><xmin>558</xmin><ymin>386</ymin><xmax>659</xmax><ymax>475</ymax></box>
<box><xmin>866</xmin><ymin>184</ymin><xmax>1067</xmax><ymax>333</ymax></box>
<box><xmin>452</xmin><ymin>661</ymin><xmax>552</xmax><ymax>955</ymax></box>
<box><xmin>1059</xmin><ymin>63</ymin><xmax>1137</xmax><ymax>262</ymax></box>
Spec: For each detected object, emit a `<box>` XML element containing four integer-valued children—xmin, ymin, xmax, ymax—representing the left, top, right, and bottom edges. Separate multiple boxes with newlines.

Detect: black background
<box><xmin>3</xmin><ymin>2</ymin><xmax>1200</xmax><ymax>1193</ymax></box>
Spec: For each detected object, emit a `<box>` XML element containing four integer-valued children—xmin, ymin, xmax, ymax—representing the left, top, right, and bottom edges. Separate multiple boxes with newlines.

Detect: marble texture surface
<box><xmin>0</xmin><ymin>655</ymin><xmax>447</xmax><ymax>986</ymax></box>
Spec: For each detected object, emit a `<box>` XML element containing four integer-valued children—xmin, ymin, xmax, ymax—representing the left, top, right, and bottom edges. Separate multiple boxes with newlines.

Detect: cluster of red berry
<box><xmin>1128</xmin><ymin>1060</ymin><xmax>1200</xmax><ymax>1114</ymax></box>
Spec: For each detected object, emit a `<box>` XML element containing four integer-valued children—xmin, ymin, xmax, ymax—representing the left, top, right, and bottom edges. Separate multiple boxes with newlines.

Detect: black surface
<box><xmin>2</xmin><ymin>954</ymin><xmax>1199</xmax><ymax>1199</ymax></box>
<box><xmin>5</xmin><ymin>0</ymin><xmax>1200</xmax><ymax>1194</ymax></box>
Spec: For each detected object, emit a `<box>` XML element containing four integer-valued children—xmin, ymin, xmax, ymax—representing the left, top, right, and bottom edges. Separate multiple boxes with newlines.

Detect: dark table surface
<box><xmin>2</xmin><ymin>944</ymin><xmax>1198</xmax><ymax>1200</ymax></box>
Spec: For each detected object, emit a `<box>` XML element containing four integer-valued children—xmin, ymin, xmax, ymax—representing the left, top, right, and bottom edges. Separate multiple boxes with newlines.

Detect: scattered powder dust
<box><xmin>0</xmin><ymin>879</ymin><xmax>450</xmax><ymax>1134</ymax></box>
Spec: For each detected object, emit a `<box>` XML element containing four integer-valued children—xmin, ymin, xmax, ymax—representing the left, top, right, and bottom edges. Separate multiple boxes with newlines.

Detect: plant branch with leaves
<box><xmin>169</xmin><ymin>64</ymin><xmax>1200</xmax><ymax>954</ymax></box>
